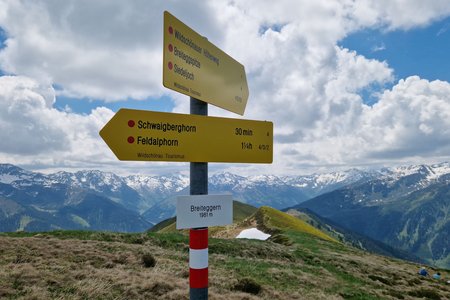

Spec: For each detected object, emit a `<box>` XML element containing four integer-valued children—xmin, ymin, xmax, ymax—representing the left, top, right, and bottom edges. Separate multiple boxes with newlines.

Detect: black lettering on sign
<box><xmin>137</xmin><ymin>136</ymin><xmax>179</xmax><ymax>147</ymax></box>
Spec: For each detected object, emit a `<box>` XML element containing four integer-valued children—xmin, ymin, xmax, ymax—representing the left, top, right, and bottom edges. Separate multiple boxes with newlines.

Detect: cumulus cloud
<box><xmin>0</xmin><ymin>0</ymin><xmax>217</xmax><ymax>101</ymax></box>
<box><xmin>0</xmin><ymin>76</ymin><xmax>66</xmax><ymax>154</ymax></box>
<box><xmin>0</xmin><ymin>1</ymin><xmax>449</xmax><ymax>174</ymax></box>
<box><xmin>361</xmin><ymin>76</ymin><xmax>450</xmax><ymax>159</ymax></box>
<box><xmin>355</xmin><ymin>0</ymin><xmax>450</xmax><ymax>30</ymax></box>
<box><xmin>281</xmin><ymin>76</ymin><xmax>450</xmax><ymax>170</ymax></box>
<box><xmin>0</xmin><ymin>75</ymin><xmax>116</xmax><ymax>168</ymax></box>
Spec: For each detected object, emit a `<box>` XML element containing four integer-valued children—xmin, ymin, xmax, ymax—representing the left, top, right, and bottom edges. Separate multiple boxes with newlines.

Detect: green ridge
<box><xmin>254</xmin><ymin>206</ymin><xmax>337</xmax><ymax>242</ymax></box>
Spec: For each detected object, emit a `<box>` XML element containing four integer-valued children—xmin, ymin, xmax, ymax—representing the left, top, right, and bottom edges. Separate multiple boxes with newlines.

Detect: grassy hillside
<box><xmin>150</xmin><ymin>203</ymin><xmax>336</xmax><ymax>244</ymax></box>
<box><xmin>0</xmin><ymin>230</ymin><xmax>449</xmax><ymax>299</ymax></box>
<box><xmin>152</xmin><ymin>203</ymin><xmax>424</xmax><ymax>266</ymax></box>
<box><xmin>253</xmin><ymin>206</ymin><xmax>336</xmax><ymax>242</ymax></box>
<box><xmin>232</xmin><ymin>200</ymin><xmax>258</xmax><ymax>222</ymax></box>
<box><xmin>149</xmin><ymin>216</ymin><xmax>176</xmax><ymax>233</ymax></box>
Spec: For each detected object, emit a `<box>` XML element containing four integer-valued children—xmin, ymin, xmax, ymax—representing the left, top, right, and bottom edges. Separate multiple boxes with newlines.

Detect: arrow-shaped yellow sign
<box><xmin>100</xmin><ymin>109</ymin><xmax>272</xmax><ymax>163</ymax></box>
<box><xmin>163</xmin><ymin>11</ymin><xmax>249</xmax><ymax>115</ymax></box>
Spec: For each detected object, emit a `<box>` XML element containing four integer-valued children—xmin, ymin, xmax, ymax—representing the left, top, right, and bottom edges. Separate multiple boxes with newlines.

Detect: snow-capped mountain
<box><xmin>125</xmin><ymin>173</ymin><xmax>189</xmax><ymax>210</ymax></box>
<box><xmin>48</xmin><ymin>170</ymin><xmax>126</xmax><ymax>191</ymax></box>
<box><xmin>47</xmin><ymin>170</ymin><xmax>146</xmax><ymax>212</ymax></box>
<box><xmin>209</xmin><ymin>172</ymin><xmax>246</xmax><ymax>188</ymax></box>
<box><xmin>282</xmin><ymin>168</ymin><xmax>379</xmax><ymax>198</ymax></box>
<box><xmin>379</xmin><ymin>162</ymin><xmax>450</xmax><ymax>188</ymax></box>
<box><xmin>381</xmin><ymin>162</ymin><xmax>450</xmax><ymax>179</ymax></box>
<box><xmin>0</xmin><ymin>163</ymin><xmax>49</xmax><ymax>186</ymax></box>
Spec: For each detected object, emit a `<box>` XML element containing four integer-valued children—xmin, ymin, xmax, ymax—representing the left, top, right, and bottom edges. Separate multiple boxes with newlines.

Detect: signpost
<box><xmin>99</xmin><ymin>108</ymin><xmax>273</xmax><ymax>163</ymax></box>
<box><xmin>163</xmin><ymin>11</ymin><xmax>249</xmax><ymax>115</ymax></box>
<box><xmin>100</xmin><ymin>11</ymin><xmax>273</xmax><ymax>300</ymax></box>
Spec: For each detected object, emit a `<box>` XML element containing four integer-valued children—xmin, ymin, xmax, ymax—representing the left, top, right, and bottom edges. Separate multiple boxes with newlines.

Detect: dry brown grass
<box><xmin>0</xmin><ymin>236</ymin><xmax>188</xmax><ymax>299</ymax></box>
<box><xmin>0</xmin><ymin>233</ymin><xmax>449</xmax><ymax>299</ymax></box>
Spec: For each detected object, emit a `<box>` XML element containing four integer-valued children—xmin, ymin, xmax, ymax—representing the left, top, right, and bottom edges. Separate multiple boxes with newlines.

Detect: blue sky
<box><xmin>54</xmin><ymin>94</ymin><xmax>175</xmax><ymax>115</ymax></box>
<box><xmin>339</xmin><ymin>17</ymin><xmax>450</xmax><ymax>107</ymax></box>
<box><xmin>0</xmin><ymin>1</ymin><xmax>449</xmax><ymax>176</ymax></box>
<box><xmin>340</xmin><ymin>17</ymin><xmax>450</xmax><ymax>84</ymax></box>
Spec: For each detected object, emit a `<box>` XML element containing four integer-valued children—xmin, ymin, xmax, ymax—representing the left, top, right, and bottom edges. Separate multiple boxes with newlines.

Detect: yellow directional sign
<box><xmin>99</xmin><ymin>109</ymin><xmax>272</xmax><ymax>163</ymax></box>
<box><xmin>163</xmin><ymin>11</ymin><xmax>249</xmax><ymax>115</ymax></box>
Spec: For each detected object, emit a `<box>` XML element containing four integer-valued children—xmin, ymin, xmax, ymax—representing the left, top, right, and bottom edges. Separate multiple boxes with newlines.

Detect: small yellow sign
<box><xmin>99</xmin><ymin>109</ymin><xmax>272</xmax><ymax>163</ymax></box>
<box><xmin>163</xmin><ymin>11</ymin><xmax>249</xmax><ymax>115</ymax></box>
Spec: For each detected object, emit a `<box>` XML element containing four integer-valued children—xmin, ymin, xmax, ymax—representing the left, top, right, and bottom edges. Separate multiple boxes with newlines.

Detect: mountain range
<box><xmin>0</xmin><ymin>162</ymin><xmax>449</xmax><ymax>269</ymax></box>
<box><xmin>0</xmin><ymin>163</ymin><xmax>378</xmax><ymax>227</ymax></box>
<box><xmin>0</xmin><ymin>164</ymin><xmax>151</xmax><ymax>232</ymax></box>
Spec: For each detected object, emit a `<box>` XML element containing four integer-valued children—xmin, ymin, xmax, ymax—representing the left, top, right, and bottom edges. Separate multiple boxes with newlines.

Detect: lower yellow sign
<box><xmin>99</xmin><ymin>109</ymin><xmax>273</xmax><ymax>163</ymax></box>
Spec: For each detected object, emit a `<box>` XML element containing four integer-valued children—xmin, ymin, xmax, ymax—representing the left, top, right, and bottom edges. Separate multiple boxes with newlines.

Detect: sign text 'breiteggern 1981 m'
<box><xmin>99</xmin><ymin>108</ymin><xmax>273</xmax><ymax>163</ymax></box>
<box><xmin>163</xmin><ymin>11</ymin><xmax>249</xmax><ymax>115</ymax></box>
<box><xmin>176</xmin><ymin>195</ymin><xmax>233</xmax><ymax>229</ymax></box>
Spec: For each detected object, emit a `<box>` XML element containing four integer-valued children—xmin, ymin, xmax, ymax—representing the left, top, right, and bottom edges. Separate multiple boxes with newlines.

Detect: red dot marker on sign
<box><xmin>128</xmin><ymin>120</ymin><xmax>135</xmax><ymax>127</ymax></box>
<box><xmin>168</xmin><ymin>62</ymin><xmax>173</xmax><ymax>70</ymax></box>
<box><xmin>168</xmin><ymin>44</ymin><xmax>173</xmax><ymax>52</ymax></box>
<box><xmin>127</xmin><ymin>136</ymin><xmax>135</xmax><ymax>144</ymax></box>
<box><xmin>169</xmin><ymin>26</ymin><xmax>173</xmax><ymax>34</ymax></box>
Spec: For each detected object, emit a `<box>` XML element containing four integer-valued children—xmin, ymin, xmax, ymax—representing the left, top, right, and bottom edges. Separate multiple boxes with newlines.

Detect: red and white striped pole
<box><xmin>190</xmin><ymin>96</ymin><xmax>208</xmax><ymax>299</ymax></box>
<box><xmin>190</xmin><ymin>228</ymin><xmax>208</xmax><ymax>297</ymax></box>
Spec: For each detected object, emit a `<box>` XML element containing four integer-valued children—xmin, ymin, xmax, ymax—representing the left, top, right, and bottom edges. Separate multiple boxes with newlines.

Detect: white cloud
<box><xmin>0</xmin><ymin>76</ymin><xmax>66</xmax><ymax>154</ymax></box>
<box><xmin>355</xmin><ymin>0</ymin><xmax>450</xmax><ymax>30</ymax></box>
<box><xmin>361</xmin><ymin>76</ymin><xmax>450</xmax><ymax>159</ymax></box>
<box><xmin>0</xmin><ymin>75</ymin><xmax>116</xmax><ymax>168</ymax></box>
<box><xmin>0</xmin><ymin>1</ymin><xmax>449</xmax><ymax>175</ymax></box>
<box><xmin>280</xmin><ymin>76</ymin><xmax>450</xmax><ymax>170</ymax></box>
<box><xmin>371</xmin><ymin>43</ymin><xmax>386</xmax><ymax>52</ymax></box>
<box><xmin>0</xmin><ymin>0</ymin><xmax>215</xmax><ymax>101</ymax></box>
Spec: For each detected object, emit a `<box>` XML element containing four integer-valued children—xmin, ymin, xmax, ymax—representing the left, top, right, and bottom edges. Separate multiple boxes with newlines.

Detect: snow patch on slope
<box><xmin>236</xmin><ymin>228</ymin><xmax>271</xmax><ymax>240</ymax></box>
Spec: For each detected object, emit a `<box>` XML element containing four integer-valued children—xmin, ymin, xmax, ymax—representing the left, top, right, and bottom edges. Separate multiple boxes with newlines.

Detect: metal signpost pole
<box><xmin>189</xmin><ymin>97</ymin><xmax>208</xmax><ymax>300</ymax></box>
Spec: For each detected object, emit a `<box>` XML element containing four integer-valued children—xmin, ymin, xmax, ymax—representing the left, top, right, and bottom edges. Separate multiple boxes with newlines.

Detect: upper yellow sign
<box><xmin>99</xmin><ymin>109</ymin><xmax>272</xmax><ymax>163</ymax></box>
<box><xmin>163</xmin><ymin>11</ymin><xmax>249</xmax><ymax>115</ymax></box>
